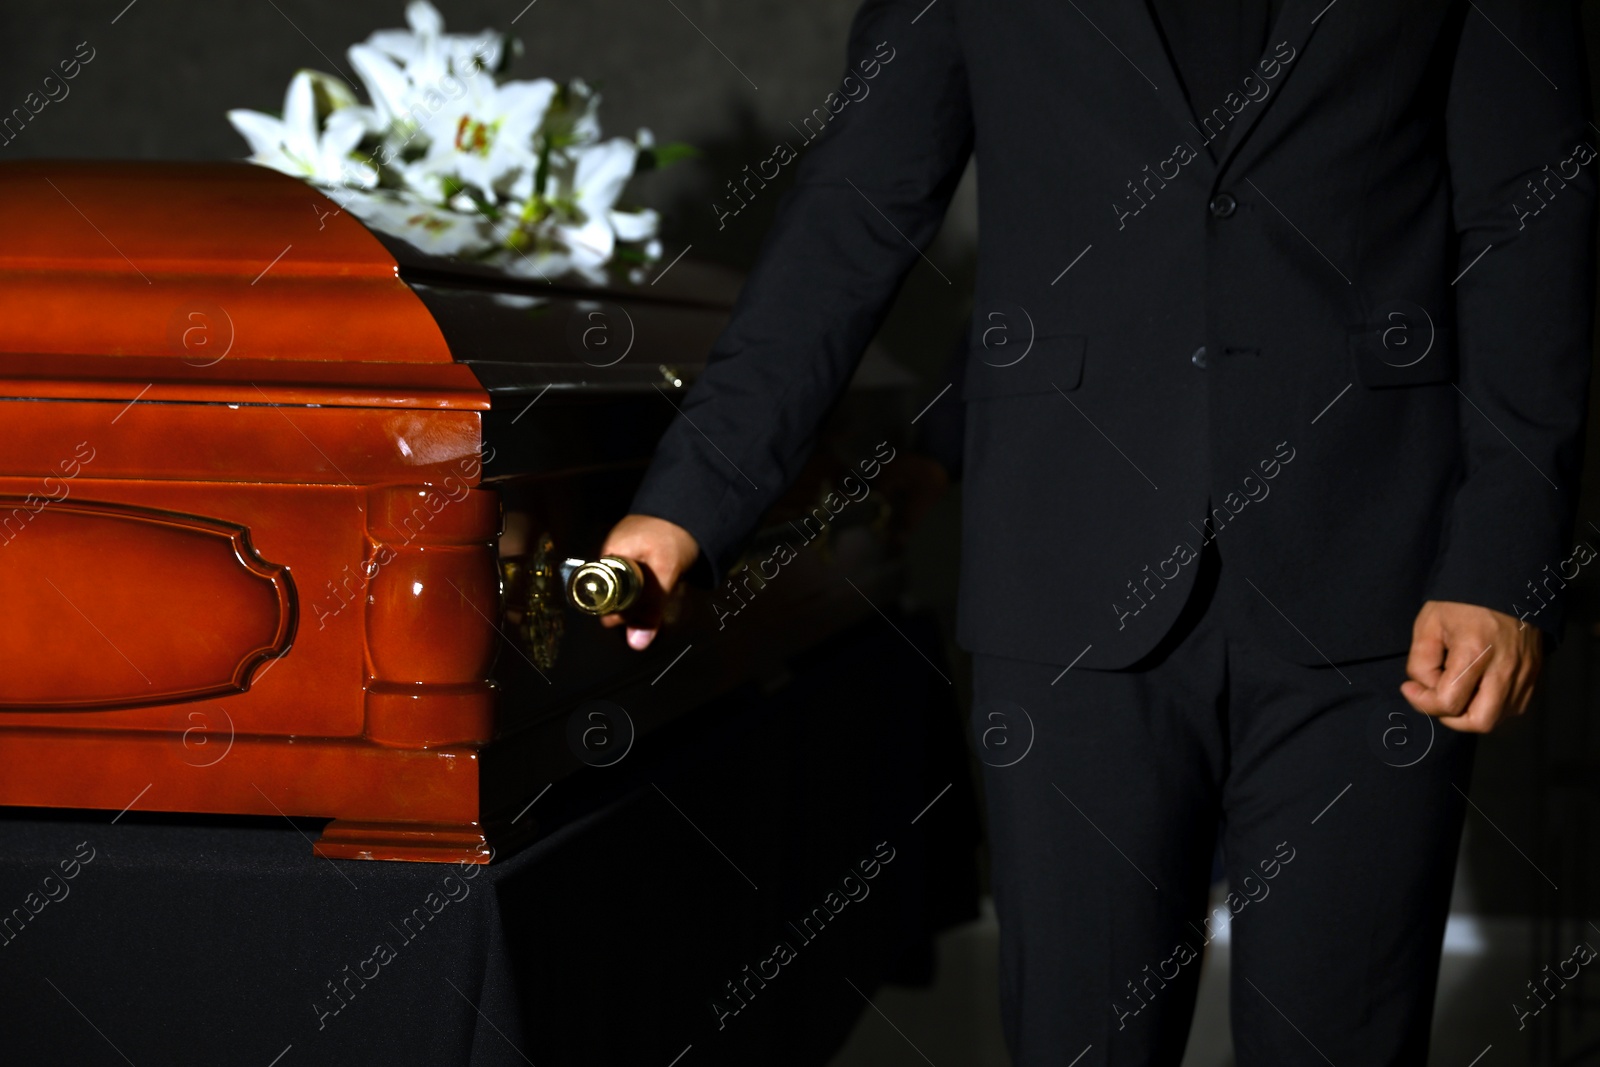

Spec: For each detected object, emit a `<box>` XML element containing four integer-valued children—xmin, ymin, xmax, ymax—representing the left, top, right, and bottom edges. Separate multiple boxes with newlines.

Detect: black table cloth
<box><xmin>0</xmin><ymin>612</ymin><xmax>979</xmax><ymax>1066</ymax></box>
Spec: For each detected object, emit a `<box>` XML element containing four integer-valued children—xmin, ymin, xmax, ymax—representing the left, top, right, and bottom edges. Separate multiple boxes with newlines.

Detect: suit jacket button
<box><xmin>1191</xmin><ymin>345</ymin><xmax>1208</xmax><ymax>369</ymax></box>
<box><xmin>1209</xmin><ymin>193</ymin><xmax>1238</xmax><ymax>219</ymax></box>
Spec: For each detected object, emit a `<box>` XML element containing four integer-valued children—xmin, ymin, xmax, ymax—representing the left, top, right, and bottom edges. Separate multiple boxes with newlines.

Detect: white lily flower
<box><xmin>228</xmin><ymin>70</ymin><xmax>376</xmax><ymax>187</ymax></box>
<box><xmin>389</xmin><ymin>156</ymin><xmax>451</xmax><ymax>202</ymax></box>
<box><xmin>609</xmin><ymin>207</ymin><xmax>660</xmax><ymax>243</ymax></box>
<box><xmin>563</xmin><ymin>79</ymin><xmax>604</xmax><ymax>149</ymax></box>
<box><xmin>506</xmin><ymin>163</ymin><xmax>538</xmax><ymax>205</ymax></box>
<box><xmin>366</xmin><ymin>1</ymin><xmax>503</xmax><ymax>83</ymax></box>
<box><xmin>306</xmin><ymin>69</ymin><xmax>363</xmax><ymax>113</ymax></box>
<box><xmin>348</xmin><ymin>43</ymin><xmax>419</xmax><ymax>140</ymax></box>
<box><xmin>419</xmin><ymin>72</ymin><xmax>555</xmax><ymax>201</ymax></box>
<box><xmin>498</xmin><ymin>248</ymin><xmax>574</xmax><ymax>283</ymax></box>
<box><xmin>341</xmin><ymin>191</ymin><xmax>496</xmax><ymax>257</ymax></box>
<box><xmin>538</xmin><ymin>138</ymin><xmax>639</xmax><ymax>277</ymax></box>
<box><xmin>228</xmin><ymin>7</ymin><xmax>668</xmax><ymax>285</ymax></box>
<box><xmin>569</xmin><ymin>137</ymin><xmax>640</xmax><ymax>219</ymax></box>
<box><xmin>558</xmin><ymin>217</ymin><xmax>616</xmax><ymax>280</ymax></box>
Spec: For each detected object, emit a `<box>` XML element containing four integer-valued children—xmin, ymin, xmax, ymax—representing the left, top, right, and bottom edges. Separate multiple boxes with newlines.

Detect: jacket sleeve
<box><xmin>626</xmin><ymin>0</ymin><xmax>974</xmax><ymax>587</ymax></box>
<box><xmin>1425</xmin><ymin>0</ymin><xmax>1596</xmax><ymax>638</ymax></box>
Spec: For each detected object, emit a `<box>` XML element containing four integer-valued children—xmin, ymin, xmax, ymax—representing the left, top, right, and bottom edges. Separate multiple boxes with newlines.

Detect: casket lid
<box><xmin>0</xmin><ymin>160</ymin><xmax>742</xmax><ymax>409</ymax></box>
<box><xmin>367</xmin><ymin>215</ymin><xmax>742</xmax><ymax>398</ymax></box>
<box><xmin>0</xmin><ymin>160</ymin><xmax>483</xmax><ymax>408</ymax></box>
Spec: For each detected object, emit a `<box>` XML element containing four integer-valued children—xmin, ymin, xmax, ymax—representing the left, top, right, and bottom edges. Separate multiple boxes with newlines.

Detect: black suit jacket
<box><xmin>630</xmin><ymin>0</ymin><xmax>1596</xmax><ymax>670</ymax></box>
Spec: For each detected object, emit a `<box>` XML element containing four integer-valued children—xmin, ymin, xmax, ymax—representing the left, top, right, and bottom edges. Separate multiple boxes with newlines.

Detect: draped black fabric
<box><xmin>0</xmin><ymin>613</ymin><xmax>979</xmax><ymax>1067</ymax></box>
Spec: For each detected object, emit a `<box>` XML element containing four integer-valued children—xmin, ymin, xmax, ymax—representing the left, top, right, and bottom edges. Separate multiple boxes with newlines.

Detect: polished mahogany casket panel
<box><xmin>0</xmin><ymin>161</ymin><xmax>918</xmax><ymax>862</ymax></box>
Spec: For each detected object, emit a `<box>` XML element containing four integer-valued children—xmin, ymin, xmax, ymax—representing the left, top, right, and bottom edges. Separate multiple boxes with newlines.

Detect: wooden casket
<box><xmin>0</xmin><ymin>160</ymin><xmax>924</xmax><ymax>863</ymax></box>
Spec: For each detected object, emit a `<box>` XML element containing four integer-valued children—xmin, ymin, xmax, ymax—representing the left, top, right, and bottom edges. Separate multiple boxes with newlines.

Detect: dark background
<box><xmin>4</xmin><ymin>1</ymin><xmax>1600</xmax><ymax>1060</ymax></box>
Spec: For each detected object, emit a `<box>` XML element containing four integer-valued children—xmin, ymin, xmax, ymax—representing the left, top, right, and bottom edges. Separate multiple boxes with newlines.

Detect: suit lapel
<box><xmin>1211</xmin><ymin>0</ymin><xmax>1326</xmax><ymax>174</ymax></box>
<box><xmin>1081</xmin><ymin>0</ymin><xmax>1214</xmax><ymax>163</ymax></box>
<box><xmin>1075</xmin><ymin>0</ymin><xmax>1326</xmax><ymax>174</ymax></box>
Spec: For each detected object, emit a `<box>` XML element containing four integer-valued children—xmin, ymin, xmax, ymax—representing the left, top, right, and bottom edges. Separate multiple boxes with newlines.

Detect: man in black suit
<box><xmin>602</xmin><ymin>0</ymin><xmax>1595</xmax><ymax>1062</ymax></box>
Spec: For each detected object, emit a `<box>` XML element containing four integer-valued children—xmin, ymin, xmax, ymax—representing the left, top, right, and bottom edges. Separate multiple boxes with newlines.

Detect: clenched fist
<box><xmin>1401</xmin><ymin>600</ymin><xmax>1542</xmax><ymax>733</ymax></box>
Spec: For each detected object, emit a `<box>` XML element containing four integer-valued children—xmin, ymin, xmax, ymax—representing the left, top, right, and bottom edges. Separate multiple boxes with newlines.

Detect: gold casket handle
<box><xmin>499</xmin><ymin>537</ymin><xmax>646</xmax><ymax>669</ymax></box>
<box><xmin>565</xmin><ymin>556</ymin><xmax>643</xmax><ymax>616</ymax></box>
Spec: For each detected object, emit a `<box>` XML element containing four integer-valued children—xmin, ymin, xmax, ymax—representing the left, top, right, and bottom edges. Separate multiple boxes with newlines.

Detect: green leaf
<box><xmin>654</xmin><ymin>141</ymin><xmax>699</xmax><ymax>165</ymax></box>
<box><xmin>639</xmin><ymin>141</ymin><xmax>700</xmax><ymax>171</ymax></box>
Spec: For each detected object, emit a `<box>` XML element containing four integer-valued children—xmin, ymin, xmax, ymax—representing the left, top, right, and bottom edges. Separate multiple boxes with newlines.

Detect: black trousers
<box><xmin>971</xmin><ymin>548</ymin><xmax>1476</xmax><ymax>1066</ymax></box>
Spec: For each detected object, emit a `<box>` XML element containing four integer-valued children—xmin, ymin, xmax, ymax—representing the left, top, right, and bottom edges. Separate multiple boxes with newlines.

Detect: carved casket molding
<box><xmin>0</xmin><ymin>498</ymin><xmax>295</xmax><ymax>710</ymax></box>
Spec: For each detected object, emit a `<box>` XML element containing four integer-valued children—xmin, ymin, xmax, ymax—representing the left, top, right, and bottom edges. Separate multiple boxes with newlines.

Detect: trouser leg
<box><xmin>1220</xmin><ymin>642</ymin><xmax>1476</xmax><ymax>1066</ymax></box>
<box><xmin>971</xmin><ymin>612</ymin><xmax>1228</xmax><ymax>1067</ymax></box>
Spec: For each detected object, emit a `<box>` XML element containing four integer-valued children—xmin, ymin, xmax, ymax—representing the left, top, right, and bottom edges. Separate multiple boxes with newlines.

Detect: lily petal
<box><xmin>281</xmin><ymin>71</ymin><xmax>320</xmax><ymax>167</ymax></box>
<box><xmin>365</xmin><ymin>28</ymin><xmax>420</xmax><ymax>64</ymax></box>
<box><xmin>571</xmin><ymin>138</ymin><xmax>638</xmax><ymax>219</ymax></box>
<box><xmin>304</xmin><ymin>69</ymin><xmax>362</xmax><ymax>113</ymax></box>
<box><xmin>561</xmin><ymin>215</ymin><xmax>616</xmax><ymax>268</ymax></box>
<box><xmin>406</xmin><ymin>0</ymin><xmax>444</xmax><ymax>37</ymax></box>
<box><xmin>348</xmin><ymin>43</ymin><xmax>413</xmax><ymax>130</ymax></box>
<box><xmin>348</xmin><ymin>192</ymin><xmax>494</xmax><ymax>256</ymax></box>
<box><xmin>226</xmin><ymin>109</ymin><xmax>288</xmax><ymax>160</ymax></box>
<box><xmin>608</xmin><ymin>207</ymin><xmax>659</xmax><ymax>242</ymax></box>
<box><xmin>321</xmin><ymin>110</ymin><xmax>377</xmax><ymax>187</ymax></box>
